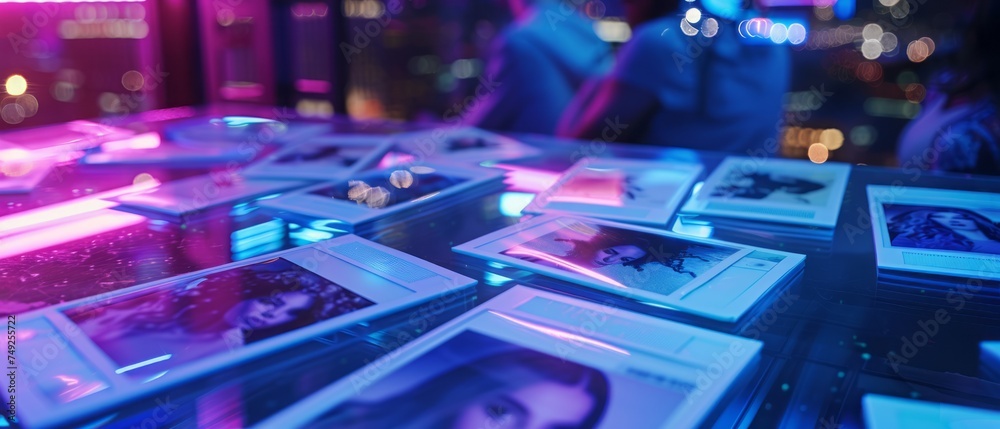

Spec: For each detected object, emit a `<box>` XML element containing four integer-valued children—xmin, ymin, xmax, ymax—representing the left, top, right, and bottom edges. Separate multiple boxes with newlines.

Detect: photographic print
<box><xmin>272</xmin><ymin>143</ymin><xmax>378</xmax><ymax>167</ymax></box>
<box><xmin>710</xmin><ymin>167</ymin><xmax>835</xmax><ymax>206</ymax></box>
<box><xmin>310</xmin><ymin>169</ymin><xmax>469</xmax><ymax>209</ymax></box>
<box><xmin>499</xmin><ymin>220</ymin><xmax>738</xmax><ymax>296</ymax></box>
<box><xmin>310</xmin><ymin>330</ymin><xmax>684</xmax><ymax>429</ymax></box>
<box><xmin>883</xmin><ymin>203</ymin><xmax>1000</xmax><ymax>255</ymax></box>
<box><xmin>64</xmin><ymin>257</ymin><xmax>375</xmax><ymax>379</ymax></box>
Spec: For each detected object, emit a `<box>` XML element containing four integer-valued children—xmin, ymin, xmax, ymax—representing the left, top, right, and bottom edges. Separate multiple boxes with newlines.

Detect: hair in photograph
<box><xmin>556</xmin><ymin>225</ymin><xmax>710</xmax><ymax>276</ymax></box>
<box><xmin>319</xmin><ymin>347</ymin><xmax>610</xmax><ymax>429</ymax></box>
<box><xmin>887</xmin><ymin>206</ymin><xmax>1000</xmax><ymax>252</ymax></box>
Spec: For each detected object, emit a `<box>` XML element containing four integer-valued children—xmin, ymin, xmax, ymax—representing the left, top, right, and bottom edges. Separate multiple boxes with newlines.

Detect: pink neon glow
<box><xmin>220</xmin><ymin>84</ymin><xmax>266</xmax><ymax>100</ymax></box>
<box><xmin>55</xmin><ymin>375</ymin><xmax>80</xmax><ymax>386</ymax></box>
<box><xmin>100</xmin><ymin>132</ymin><xmax>161</xmax><ymax>152</ymax></box>
<box><xmin>549</xmin><ymin>195</ymin><xmax>625</xmax><ymax>207</ymax></box>
<box><xmin>0</xmin><ymin>0</ymin><xmax>143</xmax><ymax>3</ymax></box>
<box><xmin>492</xmin><ymin>164</ymin><xmax>561</xmax><ymax>193</ymax></box>
<box><xmin>489</xmin><ymin>311</ymin><xmax>631</xmax><ymax>356</ymax></box>
<box><xmin>0</xmin><ymin>178</ymin><xmax>160</xmax><ymax>237</ymax></box>
<box><xmin>376</xmin><ymin>151</ymin><xmax>417</xmax><ymax>169</ymax></box>
<box><xmin>58</xmin><ymin>379</ymin><xmax>110</xmax><ymax>403</ymax></box>
<box><xmin>0</xmin><ymin>210</ymin><xmax>147</xmax><ymax>260</ymax></box>
<box><xmin>135</xmin><ymin>106</ymin><xmax>197</xmax><ymax>122</ymax></box>
<box><xmin>16</xmin><ymin>329</ymin><xmax>37</xmax><ymax>341</ymax></box>
<box><xmin>504</xmin><ymin>246</ymin><xmax>626</xmax><ymax>288</ymax></box>
<box><xmin>294</xmin><ymin>79</ymin><xmax>332</xmax><ymax>94</ymax></box>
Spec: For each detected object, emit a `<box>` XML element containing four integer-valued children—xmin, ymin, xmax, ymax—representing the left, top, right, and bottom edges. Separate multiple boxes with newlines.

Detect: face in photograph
<box><xmin>500</xmin><ymin>221</ymin><xmax>738</xmax><ymax>295</ymax></box>
<box><xmin>885</xmin><ymin>204</ymin><xmax>1000</xmax><ymax>255</ymax></box>
<box><xmin>310</xmin><ymin>170</ymin><xmax>467</xmax><ymax>209</ymax></box>
<box><xmin>711</xmin><ymin>167</ymin><xmax>831</xmax><ymax>205</ymax></box>
<box><xmin>314</xmin><ymin>330</ymin><xmax>611</xmax><ymax>429</ymax></box>
<box><xmin>65</xmin><ymin>258</ymin><xmax>375</xmax><ymax>378</ymax></box>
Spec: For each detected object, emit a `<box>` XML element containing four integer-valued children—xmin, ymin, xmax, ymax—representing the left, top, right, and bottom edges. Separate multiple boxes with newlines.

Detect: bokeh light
<box><xmin>702</xmin><ymin>18</ymin><xmax>719</xmax><ymax>38</ymax></box>
<box><xmin>819</xmin><ymin>129</ymin><xmax>845</xmax><ymax>151</ymax></box>
<box><xmin>121</xmin><ymin>70</ymin><xmax>144</xmax><ymax>91</ymax></box>
<box><xmin>808</xmin><ymin>143</ymin><xmax>830</xmax><ymax>164</ymax></box>
<box><xmin>5</xmin><ymin>75</ymin><xmax>27</xmax><ymax>96</ymax></box>
<box><xmin>685</xmin><ymin>8</ymin><xmax>702</xmax><ymax>24</ymax></box>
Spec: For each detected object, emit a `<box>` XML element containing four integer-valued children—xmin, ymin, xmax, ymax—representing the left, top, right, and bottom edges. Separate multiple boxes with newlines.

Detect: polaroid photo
<box><xmin>681</xmin><ymin>157</ymin><xmax>851</xmax><ymax>228</ymax></box>
<box><xmin>81</xmin><ymin>144</ymin><xmax>249</xmax><ymax>166</ymax></box>
<box><xmin>11</xmin><ymin>235</ymin><xmax>477</xmax><ymax>428</ymax></box>
<box><xmin>0</xmin><ymin>121</ymin><xmax>134</xmax><ymax>160</ymax></box>
<box><xmin>522</xmin><ymin>157</ymin><xmax>703</xmax><ymax>225</ymax></box>
<box><xmin>164</xmin><ymin>116</ymin><xmax>331</xmax><ymax>146</ymax></box>
<box><xmin>863</xmin><ymin>394</ymin><xmax>1000</xmax><ymax>429</ymax></box>
<box><xmin>454</xmin><ymin>215</ymin><xmax>805</xmax><ymax>322</ymax></box>
<box><xmin>242</xmin><ymin>134</ymin><xmax>393</xmax><ymax>181</ymax></box>
<box><xmin>0</xmin><ymin>155</ymin><xmax>54</xmax><ymax>194</ymax></box>
<box><xmin>259</xmin><ymin>285</ymin><xmax>762</xmax><ymax>429</ymax></box>
<box><xmin>108</xmin><ymin>175</ymin><xmax>310</xmax><ymax>217</ymax></box>
<box><xmin>391</xmin><ymin>126</ymin><xmax>540</xmax><ymax>164</ymax></box>
<box><xmin>868</xmin><ymin>186</ymin><xmax>1000</xmax><ymax>281</ymax></box>
<box><xmin>258</xmin><ymin>163</ymin><xmax>505</xmax><ymax>228</ymax></box>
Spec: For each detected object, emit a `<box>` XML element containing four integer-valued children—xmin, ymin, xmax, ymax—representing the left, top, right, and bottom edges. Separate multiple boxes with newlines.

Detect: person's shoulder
<box><xmin>628</xmin><ymin>16</ymin><xmax>688</xmax><ymax>50</ymax></box>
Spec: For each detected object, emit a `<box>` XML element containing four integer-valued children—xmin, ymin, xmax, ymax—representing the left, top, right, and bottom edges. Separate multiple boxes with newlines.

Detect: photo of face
<box><xmin>65</xmin><ymin>258</ymin><xmax>375</xmax><ymax>379</ymax></box>
<box><xmin>711</xmin><ymin>168</ymin><xmax>832</xmax><ymax>206</ymax></box>
<box><xmin>885</xmin><ymin>204</ymin><xmax>1000</xmax><ymax>255</ymax></box>
<box><xmin>273</xmin><ymin>144</ymin><xmax>375</xmax><ymax>167</ymax></box>
<box><xmin>500</xmin><ymin>221</ymin><xmax>738</xmax><ymax>296</ymax></box>
<box><xmin>313</xmin><ymin>330</ymin><xmax>687</xmax><ymax>428</ymax></box>
<box><xmin>310</xmin><ymin>170</ymin><xmax>467</xmax><ymax>209</ymax></box>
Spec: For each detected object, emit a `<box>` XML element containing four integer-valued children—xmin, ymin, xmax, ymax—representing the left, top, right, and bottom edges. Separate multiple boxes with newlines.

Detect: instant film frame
<box><xmin>522</xmin><ymin>157</ymin><xmax>703</xmax><ymax>225</ymax></box>
<box><xmin>454</xmin><ymin>215</ymin><xmax>805</xmax><ymax>322</ymax></box>
<box><xmin>0</xmin><ymin>121</ymin><xmax>134</xmax><ymax>159</ymax></box>
<box><xmin>868</xmin><ymin>186</ymin><xmax>1000</xmax><ymax>281</ymax></box>
<box><xmin>242</xmin><ymin>134</ymin><xmax>393</xmax><ymax>181</ymax></box>
<box><xmin>108</xmin><ymin>176</ymin><xmax>310</xmax><ymax>217</ymax></box>
<box><xmin>258</xmin><ymin>162</ymin><xmax>505</xmax><ymax>227</ymax></box>
<box><xmin>391</xmin><ymin>126</ymin><xmax>541</xmax><ymax>164</ymax></box>
<box><xmin>682</xmin><ymin>157</ymin><xmax>851</xmax><ymax>228</ymax></box>
<box><xmin>10</xmin><ymin>235</ymin><xmax>476</xmax><ymax>429</ymax></box>
<box><xmin>164</xmin><ymin>116</ymin><xmax>331</xmax><ymax>147</ymax></box>
<box><xmin>863</xmin><ymin>394</ymin><xmax>1000</xmax><ymax>428</ymax></box>
<box><xmin>259</xmin><ymin>286</ymin><xmax>762</xmax><ymax>429</ymax></box>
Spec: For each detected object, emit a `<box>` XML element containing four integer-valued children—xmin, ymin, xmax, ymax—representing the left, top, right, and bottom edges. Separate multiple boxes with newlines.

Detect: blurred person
<box><xmin>461</xmin><ymin>0</ymin><xmax>613</xmax><ymax>134</ymax></box>
<box><xmin>897</xmin><ymin>1</ymin><xmax>1000</xmax><ymax>176</ymax></box>
<box><xmin>557</xmin><ymin>0</ymin><xmax>790</xmax><ymax>153</ymax></box>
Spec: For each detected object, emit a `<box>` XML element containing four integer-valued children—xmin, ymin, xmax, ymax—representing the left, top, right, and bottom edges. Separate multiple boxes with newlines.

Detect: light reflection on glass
<box><xmin>489</xmin><ymin>311</ymin><xmax>631</xmax><ymax>356</ymax></box>
<box><xmin>503</xmin><ymin>246</ymin><xmax>627</xmax><ymax>288</ymax></box>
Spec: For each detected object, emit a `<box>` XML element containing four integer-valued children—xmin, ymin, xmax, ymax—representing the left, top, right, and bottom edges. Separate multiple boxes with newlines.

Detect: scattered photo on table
<box><xmin>498</xmin><ymin>219</ymin><xmax>738</xmax><ymax>296</ymax></box>
<box><xmin>883</xmin><ymin>203</ymin><xmax>1000</xmax><ymax>255</ymax></box>
<box><xmin>309</xmin><ymin>169</ymin><xmax>468</xmax><ymax>209</ymax></box>
<box><xmin>682</xmin><ymin>157</ymin><xmax>851</xmax><ymax>228</ymax></box>
<box><xmin>869</xmin><ymin>186</ymin><xmax>1000</xmax><ymax>281</ymax></box>
<box><xmin>63</xmin><ymin>257</ymin><xmax>375</xmax><ymax>379</ymax></box>
<box><xmin>308</xmin><ymin>330</ymin><xmax>684</xmax><ymax>429</ymax></box>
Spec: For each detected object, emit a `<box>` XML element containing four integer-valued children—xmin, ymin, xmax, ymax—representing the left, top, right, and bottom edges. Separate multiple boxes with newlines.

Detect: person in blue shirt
<box><xmin>462</xmin><ymin>0</ymin><xmax>613</xmax><ymax>135</ymax></box>
<box><xmin>557</xmin><ymin>0</ymin><xmax>790</xmax><ymax>154</ymax></box>
<box><xmin>896</xmin><ymin>0</ymin><xmax>1000</xmax><ymax>176</ymax></box>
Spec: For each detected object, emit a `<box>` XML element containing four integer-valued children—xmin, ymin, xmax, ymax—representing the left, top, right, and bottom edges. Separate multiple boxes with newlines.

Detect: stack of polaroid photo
<box><xmin>258</xmin><ymin>285</ymin><xmax>764</xmax><ymax>429</ymax></box>
<box><xmin>454</xmin><ymin>215</ymin><xmax>806</xmax><ymax>330</ymax></box>
<box><xmin>521</xmin><ymin>157</ymin><xmax>703</xmax><ymax>226</ymax></box>
<box><xmin>9</xmin><ymin>235</ymin><xmax>478</xmax><ymax>429</ymax></box>
<box><xmin>868</xmin><ymin>186</ymin><xmax>1000</xmax><ymax>313</ymax></box>
<box><xmin>388</xmin><ymin>126</ymin><xmax>541</xmax><ymax>165</ymax></box>
<box><xmin>258</xmin><ymin>162</ymin><xmax>507</xmax><ymax>235</ymax></box>
<box><xmin>678</xmin><ymin>157</ymin><xmax>852</xmax><ymax>252</ymax></box>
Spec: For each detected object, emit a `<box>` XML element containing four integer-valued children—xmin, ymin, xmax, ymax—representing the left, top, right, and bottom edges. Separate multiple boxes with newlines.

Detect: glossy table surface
<box><xmin>3</xmin><ymin>106</ymin><xmax>1000</xmax><ymax>428</ymax></box>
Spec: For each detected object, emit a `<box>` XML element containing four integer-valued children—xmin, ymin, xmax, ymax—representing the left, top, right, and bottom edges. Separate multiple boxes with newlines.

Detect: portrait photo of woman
<box><xmin>312</xmin><ymin>329</ymin><xmax>687</xmax><ymax>429</ymax></box>
<box><xmin>885</xmin><ymin>204</ymin><xmax>1000</xmax><ymax>255</ymax></box>
<box><xmin>500</xmin><ymin>221</ymin><xmax>736</xmax><ymax>296</ymax></box>
<box><xmin>66</xmin><ymin>257</ymin><xmax>375</xmax><ymax>379</ymax></box>
<box><xmin>711</xmin><ymin>169</ymin><xmax>830</xmax><ymax>205</ymax></box>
